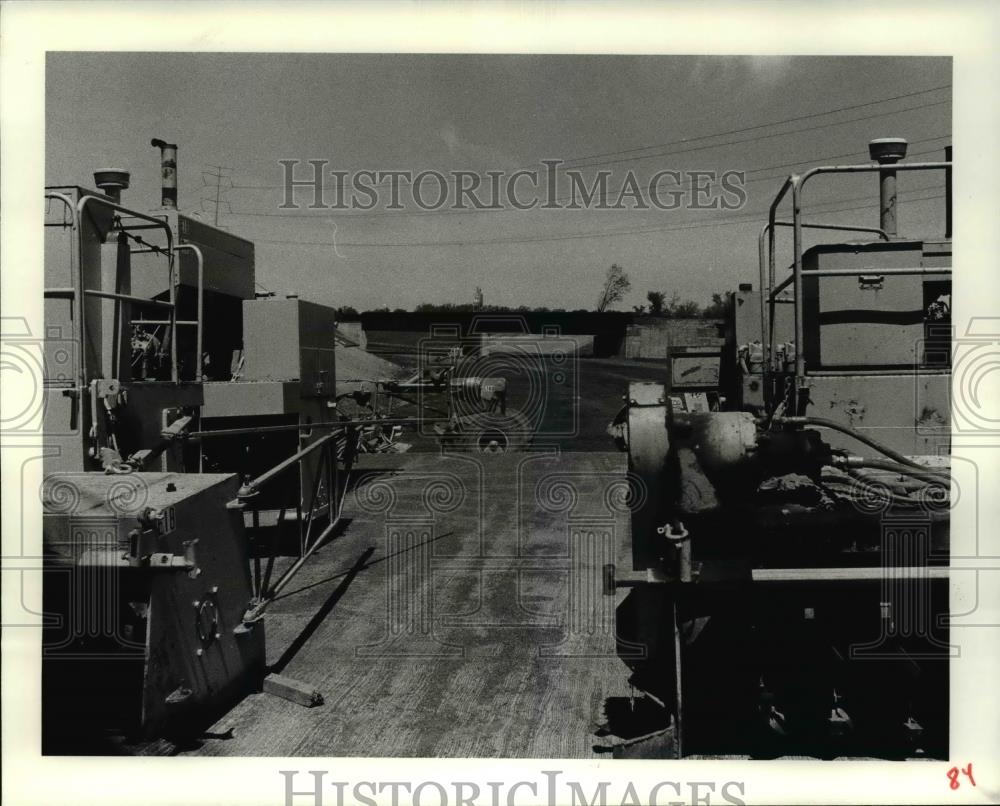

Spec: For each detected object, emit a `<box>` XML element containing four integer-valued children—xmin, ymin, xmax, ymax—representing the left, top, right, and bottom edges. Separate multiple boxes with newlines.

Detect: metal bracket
<box><xmin>127</xmin><ymin>532</ymin><xmax>199</xmax><ymax>577</ymax></box>
<box><xmin>240</xmin><ymin>599</ymin><xmax>268</xmax><ymax>627</ymax></box>
<box><xmin>657</xmin><ymin>521</ymin><xmax>689</xmax><ymax>542</ymax></box>
<box><xmin>145</xmin><ymin>551</ymin><xmax>196</xmax><ymax>572</ymax></box>
<box><xmin>165</xmin><ymin>685</ymin><xmax>193</xmax><ymax>707</ymax></box>
<box><xmin>858</xmin><ymin>274</ymin><xmax>885</xmax><ymax>290</ymax></box>
<box><xmin>160</xmin><ymin>414</ymin><xmax>193</xmax><ymax>440</ymax></box>
<box><xmin>127</xmin><ymin>527</ymin><xmax>158</xmax><ymax>562</ymax></box>
<box><xmin>95</xmin><ymin>378</ymin><xmax>123</xmax><ymax>404</ymax></box>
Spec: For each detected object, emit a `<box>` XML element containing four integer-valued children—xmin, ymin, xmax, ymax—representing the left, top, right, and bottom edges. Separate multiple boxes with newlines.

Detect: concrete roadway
<box><xmin>179</xmin><ymin>451</ymin><xmax>637</xmax><ymax>757</ymax></box>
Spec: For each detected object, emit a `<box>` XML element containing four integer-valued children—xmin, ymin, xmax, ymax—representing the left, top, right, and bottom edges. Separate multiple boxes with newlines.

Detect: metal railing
<box><xmin>43</xmin><ymin>193</ymin><xmax>183</xmax><ymax>383</ymax></box>
<box><xmin>131</xmin><ymin>242</ymin><xmax>205</xmax><ymax>380</ymax></box>
<box><xmin>196</xmin><ymin>414</ymin><xmax>448</xmax><ymax>626</ymax></box>
<box><xmin>758</xmin><ymin>221</ymin><xmax>889</xmax><ymax>405</ymax></box>
<box><xmin>759</xmin><ymin>160</ymin><xmax>952</xmax><ymax>405</ymax></box>
<box><xmin>81</xmin><ymin>195</ymin><xmax>178</xmax><ymax>382</ymax></box>
<box><xmin>225</xmin><ymin>426</ymin><xmax>359</xmax><ymax>626</ymax></box>
<box><xmin>44</xmin><ymin>192</ymin><xmax>86</xmax><ymax>392</ymax></box>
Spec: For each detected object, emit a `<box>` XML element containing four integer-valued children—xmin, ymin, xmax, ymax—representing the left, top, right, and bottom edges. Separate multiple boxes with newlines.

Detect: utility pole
<box><xmin>201</xmin><ymin>165</ymin><xmax>233</xmax><ymax>226</ymax></box>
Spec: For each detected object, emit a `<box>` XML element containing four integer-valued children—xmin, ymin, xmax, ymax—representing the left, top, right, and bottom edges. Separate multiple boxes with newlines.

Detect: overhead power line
<box><xmin>248</xmin><ymin>186</ymin><xmax>946</xmax><ymax>249</ymax></box>
<box><xmin>200</xmin><ymin>165</ymin><xmax>234</xmax><ymax>227</ymax></box>
<box><xmin>222</xmin><ymin>139</ymin><xmax>951</xmax><ymax>222</ymax></box>
<box><xmin>554</xmin><ymin>99</ymin><xmax>950</xmax><ymax>173</ymax></box>
<box><xmin>551</xmin><ymin>84</ymin><xmax>952</xmax><ymax>166</ymax></box>
<box><xmin>228</xmin><ymin>84</ymin><xmax>951</xmax><ymax>192</ymax></box>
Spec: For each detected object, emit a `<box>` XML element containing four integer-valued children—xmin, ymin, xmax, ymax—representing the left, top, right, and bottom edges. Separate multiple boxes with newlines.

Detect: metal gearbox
<box><xmin>42</xmin><ymin>472</ymin><xmax>265</xmax><ymax>740</ymax></box>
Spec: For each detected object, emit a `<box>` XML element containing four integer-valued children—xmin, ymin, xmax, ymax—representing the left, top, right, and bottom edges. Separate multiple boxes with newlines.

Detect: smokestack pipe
<box><xmin>944</xmin><ymin>145</ymin><xmax>952</xmax><ymax>239</ymax></box>
<box><xmin>150</xmin><ymin>138</ymin><xmax>178</xmax><ymax>208</ymax></box>
<box><xmin>868</xmin><ymin>137</ymin><xmax>908</xmax><ymax>237</ymax></box>
<box><xmin>93</xmin><ymin>169</ymin><xmax>130</xmax><ymax>204</ymax></box>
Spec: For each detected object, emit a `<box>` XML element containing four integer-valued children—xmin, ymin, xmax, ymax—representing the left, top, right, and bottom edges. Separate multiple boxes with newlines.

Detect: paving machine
<box><xmin>607</xmin><ymin>138</ymin><xmax>952</xmax><ymax>758</ymax></box>
<box><xmin>40</xmin><ymin>138</ymin><xmax>529</xmax><ymax>751</ymax></box>
<box><xmin>40</xmin><ymin>141</ymin><xmax>390</xmax><ymax>750</ymax></box>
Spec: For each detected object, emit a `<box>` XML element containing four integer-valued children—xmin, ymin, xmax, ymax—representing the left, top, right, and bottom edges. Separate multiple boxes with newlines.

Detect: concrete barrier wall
<box><xmin>358</xmin><ymin>316</ymin><xmax>722</xmax><ymax>361</ymax></box>
<box><xmin>336</xmin><ymin>321</ymin><xmax>367</xmax><ymax>349</ymax></box>
<box><xmin>359</xmin><ymin>311</ymin><xmax>632</xmax><ymax>356</ymax></box>
<box><xmin>480</xmin><ymin>333</ymin><xmax>595</xmax><ymax>357</ymax></box>
<box><xmin>625</xmin><ymin>318</ymin><xmax>723</xmax><ymax>360</ymax></box>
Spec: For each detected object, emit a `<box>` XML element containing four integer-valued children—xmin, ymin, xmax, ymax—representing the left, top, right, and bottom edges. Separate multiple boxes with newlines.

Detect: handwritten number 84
<box><xmin>947</xmin><ymin>763</ymin><xmax>975</xmax><ymax>790</ymax></box>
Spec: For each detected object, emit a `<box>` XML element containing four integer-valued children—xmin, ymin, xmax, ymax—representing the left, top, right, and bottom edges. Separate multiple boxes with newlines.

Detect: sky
<box><xmin>45</xmin><ymin>54</ymin><xmax>951</xmax><ymax>311</ymax></box>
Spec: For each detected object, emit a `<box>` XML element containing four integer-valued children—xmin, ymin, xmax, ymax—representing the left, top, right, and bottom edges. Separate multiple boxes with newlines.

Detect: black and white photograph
<box><xmin>3</xmin><ymin>3</ymin><xmax>999</xmax><ymax>805</ymax></box>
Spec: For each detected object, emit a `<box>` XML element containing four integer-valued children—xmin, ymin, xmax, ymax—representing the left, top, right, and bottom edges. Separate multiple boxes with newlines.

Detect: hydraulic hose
<box><xmin>839</xmin><ymin>470</ymin><xmax>950</xmax><ymax>518</ymax></box>
<box><xmin>818</xmin><ymin>466</ymin><xmax>947</xmax><ymax>512</ymax></box>
<box><xmin>775</xmin><ymin>416</ymin><xmax>926</xmax><ymax>469</ymax></box>
<box><xmin>851</xmin><ymin>457</ymin><xmax>950</xmax><ymax>487</ymax></box>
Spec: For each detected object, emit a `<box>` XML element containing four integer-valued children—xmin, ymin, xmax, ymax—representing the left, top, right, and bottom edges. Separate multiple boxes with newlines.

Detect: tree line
<box><xmin>333</xmin><ymin>264</ymin><xmax>734</xmax><ymax>320</ymax></box>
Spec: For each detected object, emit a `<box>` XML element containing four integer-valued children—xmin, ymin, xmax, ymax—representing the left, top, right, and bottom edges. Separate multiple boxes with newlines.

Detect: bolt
<box><xmin>193</xmin><ymin>600</ymin><xmax>200</xmax><ymax>608</ymax></box>
<box><xmin>195</xmin><ymin>648</ymin><xmax>204</xmax><ymax>657</ymax></box>
<box><xmin>166</xmin><ymin>482</ymin><xmax>177</xmax><ymax>492</ymax></box>
<box><xmin>210</xmin><ymin>586</ymin><xmax>219</xmax><ymax>594</ymax></box>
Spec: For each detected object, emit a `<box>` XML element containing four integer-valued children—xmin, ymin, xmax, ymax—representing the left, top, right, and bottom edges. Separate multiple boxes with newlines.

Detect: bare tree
<box><xmin>596</xmin><ymin>263</ymin><xmax>631</xmax><ymax>312</ymax></box>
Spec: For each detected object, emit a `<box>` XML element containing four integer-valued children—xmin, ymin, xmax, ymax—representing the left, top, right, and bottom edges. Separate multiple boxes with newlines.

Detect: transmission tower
<box><xmin>201</xmin><ymin>165</ymin><xmax>234</xmax><ymax>227</ymax></box>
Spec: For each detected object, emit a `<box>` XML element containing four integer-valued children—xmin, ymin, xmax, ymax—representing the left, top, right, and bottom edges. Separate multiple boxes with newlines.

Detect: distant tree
<box><xmin>408</xmin><ymin>301</ymin><xmax>567</xmax><ymax>314</ymax></box>
<box><xmin>702</xmin><ymin>291</ymin><xmax>734</xmax><ymax>318</ymax></box>
<box><xmin>596</xmin><ymin>264</ymin><xmax>631</xmax><ymax>312</ymax></box>
<box><xmin>646</xmin><ymin>290</ymin><xmax>666</xmax><ymax>316</ymax></box>
<box><xmin>415</xmin><ymin>302</ymin><xmax>476</xmax><ymax>313</ymax></box>
<box><xmin>664</xmin><ymin>293</ymin><xmax>701</xmax><ymax>318</ymax></box>
<box><xmin>334</xmin><ymin>305</ymin><xmax>360</xmax><ymax>320</ymax></box>
<box><xmin>632</xmin><ymin>304</ymin><xmax>647</xmax><ymax>315</ymax></box>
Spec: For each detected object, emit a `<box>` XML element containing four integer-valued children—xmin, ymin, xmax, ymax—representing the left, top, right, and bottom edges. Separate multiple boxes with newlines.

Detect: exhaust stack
<box><xmin>150</xmin><ymin>138</ymin><xmax>178</xmax><ymax>208</ymax></box>
<box><xmin>944</xmin><ymin>145</ymin><xmax>952</xmax><ymax>239</ymax></box>
<box><xmin>868</xmin><ymin>137</ymin><xmax>908</xmax><ymax>237</ymax></box>
<box><xmin>93</xmin><ymin>169</ymin><xmax>130</xmax><ymax>204</ymax></box>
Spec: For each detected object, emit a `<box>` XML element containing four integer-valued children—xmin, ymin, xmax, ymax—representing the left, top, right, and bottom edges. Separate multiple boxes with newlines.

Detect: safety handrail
<box><xmin>757</xmin><ymin>221</ymin><xmax>890</xmax><ymax>406</ymax></box>
<box><xmin>228</xmin><ymin>427</ymin><xmax>358</xmax><ymax>626</ymax></box>
<box><xmin>172</xmin><ymin>243</ymin><xmax>205</xmax><ymax>380</ymax></box>
<box><xmin>77</xmin><ymin>194</ymin><xmax>178</xmax><ymax>381</ymax></box>
<box><xmin>237</xmin><ymin>432</ymin><xmax>339</xmax><ymax>500</ymax></box>
<box><xmin>44</xmin><ymin>288</ymin><xmax>176</xmax><ymax>307</ymax></box>
<box><xmin>44</xmin><ymin>192</ymin><xmax>85</xmax><ymax>391</ymax></box>
<box><xmin>763</xmin><ymin>160</ymin><xmax>951</xmax><ymax>389</ymax></box>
